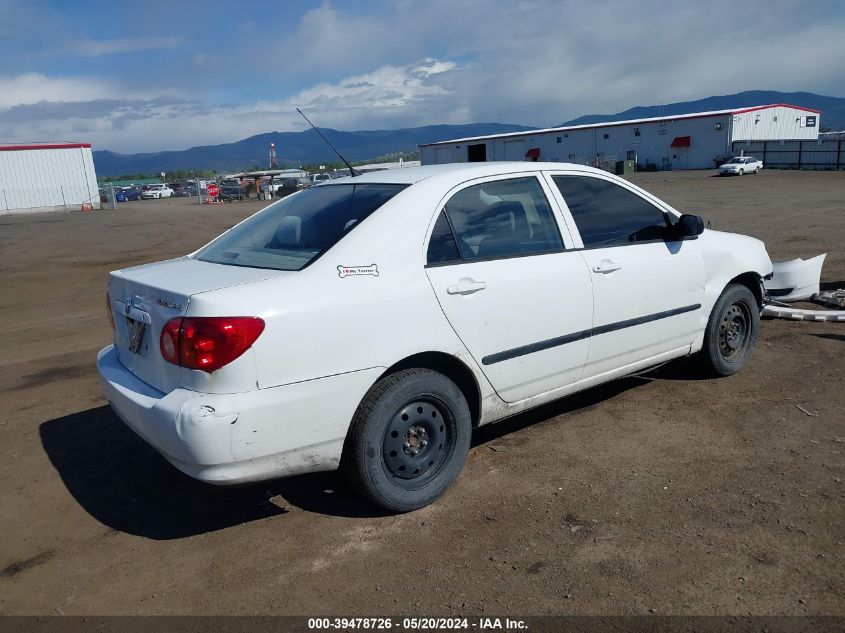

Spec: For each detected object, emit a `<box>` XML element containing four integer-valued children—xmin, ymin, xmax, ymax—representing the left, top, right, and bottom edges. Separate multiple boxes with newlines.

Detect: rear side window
<box><xmin>430</xmin><ymin>177</ymin><xmax>563</xmax><ymax>263</ymax></box>
<box><xmin>196</xmin><ymin>184</ymin><xmax>407</xmax><ymax>271</ymax></box>
<box><xmin>553</xmin><ymin>176</ymin><xmax>668</xmax><ymax>247</ymax></box>
<box><xmin>427</xmin><ymin>211</ymin><xmax>461</xmax><ymax>264</ymax></box>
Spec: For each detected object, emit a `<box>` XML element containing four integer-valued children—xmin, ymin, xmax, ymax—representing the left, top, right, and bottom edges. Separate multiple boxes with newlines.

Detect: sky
<box><xmin>1</xmin><ymin>0</ymin><xmax>843</xmax><ymax>153</ymax></box>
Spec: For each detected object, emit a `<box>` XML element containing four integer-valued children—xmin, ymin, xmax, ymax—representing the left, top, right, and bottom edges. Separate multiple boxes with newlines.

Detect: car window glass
<box><xmin>426</xmin><ymin>211</ymin><xmax>461</xmax><ymax>264</ymax></box>
<box><xmin>443</xmin><ymin>177</ymin><xmax>563</xmax><ymax>261</ymax></box>
<box><xmin>196</xmin><ymin>184</ymin><xmax>407</xmax><ymax>271</ymax></box>
<box><xmin>552</xmin><ymin>175</ymin><xmax>668</xmax><ymax>247</ymax></box>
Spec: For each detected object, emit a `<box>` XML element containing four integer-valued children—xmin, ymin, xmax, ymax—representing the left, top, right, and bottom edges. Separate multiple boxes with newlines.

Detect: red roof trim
<box><xmin>0</xmin><ymin>143</ymin><xmax>92</xmax><ymax>152</ymax></box>
<box><xmin>732</xmin><ymin>103</ymin><xmax>822</xmax><ymax>115</ymax></box>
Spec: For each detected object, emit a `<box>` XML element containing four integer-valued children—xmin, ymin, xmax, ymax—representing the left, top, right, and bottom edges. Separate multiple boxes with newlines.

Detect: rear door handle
<box><xmin>592</xmin><ymin>261</ymin><xmax>622</xmax><ymax>274</ymax></box>
<box><xmin>447</xmin><ymin>278</ymin><xmax>487</xmax><ymax>295</ymax></box>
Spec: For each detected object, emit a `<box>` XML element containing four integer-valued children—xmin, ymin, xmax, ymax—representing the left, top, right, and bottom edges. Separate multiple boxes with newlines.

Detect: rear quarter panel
<box><xmin>187</xmin><ymin>181</ymin><xmax>496</xmax><ymax>401</ymax></box>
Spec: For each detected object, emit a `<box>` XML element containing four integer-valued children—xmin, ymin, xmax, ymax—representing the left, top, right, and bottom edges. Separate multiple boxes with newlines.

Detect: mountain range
<box><xmin>93</xmin><ymin>90</ymin><xmax>844</xmax><ymax>176</ymax></box>
<box><xmin>93</xmin><ymin>123</ymin><xmax>534</xmax><ymax>176</ymax></box>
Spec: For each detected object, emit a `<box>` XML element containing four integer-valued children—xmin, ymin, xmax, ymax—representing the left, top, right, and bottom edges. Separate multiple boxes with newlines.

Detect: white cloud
<box><xmin>70</xmin><ymin>36</ymin><xmax>182</xmax><ymax>56</ymax></box>
<box><xmin>0</xmin><ymin>73</ymin><xmax>116</xmax><ymax>110</ymax></box>
<box><xmin>0</xmin><ymin>60</ymin><xmax>465</xmax><ymax>151</ymax></box>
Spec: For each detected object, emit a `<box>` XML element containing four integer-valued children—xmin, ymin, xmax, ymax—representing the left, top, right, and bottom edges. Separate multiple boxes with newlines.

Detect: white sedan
<box><xmin>99</xmin><ymin>162</ymin><xmax>773</xmax><ymax>511</ymax></box>
<box><xmin>140</xmin><ymin>184</ymin><xmax>174</xmax><ymax>199</ymax></box>
<box><xmin>719</xmin><ymin>156</ymin><xmax>763</xmax><ymax>176</ymax></box>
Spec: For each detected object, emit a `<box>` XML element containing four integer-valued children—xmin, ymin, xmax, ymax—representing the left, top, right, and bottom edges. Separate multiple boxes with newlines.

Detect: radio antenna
<box><xmin>296</xmin><ymin>108</ymin><xmax>357</xmax><ymax>177</ymax></box>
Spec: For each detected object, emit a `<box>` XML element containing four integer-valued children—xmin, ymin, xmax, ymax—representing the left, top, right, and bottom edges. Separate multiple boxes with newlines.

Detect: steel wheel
<box><xmin>343</xmin><ymin>368</ymin><xmax>471</xmax><ymax>512</ymax></box>
<box><xmin>718</xmin><ymin>301</ymin><xmax>751</xmax><ymax>361</ymax></box>
<box><xmin>382</xmin><ymin>399</ymin><xmax>451</xmax><ymax>487</ymax></box>
<box><xmin>698</xmin><ymin>283</ymin><xmax>759</xmax><ymax>376</ymax></box>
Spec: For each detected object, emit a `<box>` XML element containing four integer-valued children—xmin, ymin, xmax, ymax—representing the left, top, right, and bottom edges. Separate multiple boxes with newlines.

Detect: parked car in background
<box><xmin>122</xmin><ymin>187</ymin><xmax>142</xmax><ymax>201</ymax></box>
<box><xmin>310</xmin><ymin>173</ymin><xmax>332</xmax><ymax>185</ymax></box>
<box><xmin>99</xmin><ymin>162</ymin><xmax>773</xmax><ymax>512</ymax></box>
<box><xmin>99</xmin><ymin>187</ymin><xmax>127</xmax><ymax>203</ymax></box>
<box><xmin>719</xmin><ymin>156</ymin><xmax>763</xmax><ymax>176</ymax></box>
<box><xmin>140</xmin><ymin>184</ymin><xmax>174</xmax><ymax>199</ymax></box>
<box><xmin>272</xmin><ymin>177</ymin><xmax>301</xmax><ymax>198</ymax></box>
<box><xmin>219</xmin><ymin>183</ymin><xmax>246</xmax><ymax>202</ymax></box>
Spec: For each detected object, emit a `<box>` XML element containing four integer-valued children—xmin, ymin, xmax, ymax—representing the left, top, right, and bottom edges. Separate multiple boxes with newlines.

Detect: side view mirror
<box><xmin>676</xmin><ymin>214</ymin><xmax>704</xmax><ymax>238</ymax></box>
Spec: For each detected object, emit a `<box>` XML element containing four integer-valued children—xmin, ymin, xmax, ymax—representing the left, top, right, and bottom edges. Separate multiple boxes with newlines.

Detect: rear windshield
<box><xmin>195</xmin><ymin>183</ymin><xmax>407</xmax><ymax>271</ymax></box>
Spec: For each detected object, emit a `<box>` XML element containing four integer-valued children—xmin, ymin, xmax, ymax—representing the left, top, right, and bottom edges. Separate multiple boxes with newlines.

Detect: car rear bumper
<box><xmin>97</xmin><ymin>344</ymin><xmax>383</xmax><ymax>485</ymax></box>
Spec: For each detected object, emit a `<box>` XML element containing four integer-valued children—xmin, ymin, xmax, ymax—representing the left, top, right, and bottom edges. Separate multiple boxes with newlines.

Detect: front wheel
<box><xmin>697</xmin><ymin>283</ymin><xmax>759</xmax><ymax>376</ymax></box>
<box><xmin>342</xmin><ymin>368</ymin><xmax>471</xmax><ymax>512</ymax></box>
<box><xmin>738</xmin><ymin>168</ymin><xmax>744</xmax><ymax>176</ymax></box>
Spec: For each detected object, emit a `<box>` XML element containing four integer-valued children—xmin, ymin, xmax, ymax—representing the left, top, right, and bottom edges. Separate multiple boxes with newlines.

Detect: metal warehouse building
<box><xmin>0</xmin><ymin>142</ymin><xmax>100</xmax><ymax>214</ymax></box>
<box><xmin>421</xmin><ymin>104</ymin><xmax>821</xmax><ymax>171</ymax></box>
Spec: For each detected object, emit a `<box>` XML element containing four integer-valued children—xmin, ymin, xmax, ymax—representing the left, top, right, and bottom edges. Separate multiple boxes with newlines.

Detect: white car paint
<box><xmin>764</xmin><ymin>253</ymin><xmax>826</xmax><ymax>302</ymax></box>
<box><xmin>98</xmin><ymin>162</ymin><xmax>773</xmax><ymax>486</ymax></box>
<box><xmin>719</xmin><ymin>156</ymin><xmax>763</xmax><ymax>175</ymax></box>
<box><xmin>140</xmin><ymin>184</ymin><xmax>174</xmax><ymax>199</ymax></box>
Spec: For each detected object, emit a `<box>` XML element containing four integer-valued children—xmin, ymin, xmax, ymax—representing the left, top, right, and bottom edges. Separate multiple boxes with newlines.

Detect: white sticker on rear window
<box><xmin>338</xmin><ymin>264</ymin><xmax>379</xmax><ymax>278</ymax></box>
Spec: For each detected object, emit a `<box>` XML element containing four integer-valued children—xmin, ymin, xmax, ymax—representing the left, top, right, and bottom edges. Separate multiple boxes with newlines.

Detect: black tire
<box><xmin>342</xmin><ymin>368</ymin><xmax>471</xmax><ymax>512</ymax></box>
<box><xmin>738</xmin><ymin>168</ymin><xmax>744</xmax><ymax>176</ymax></box>
<box><xmin>698</xmin><ymin>283</ymin><xmax>759</xmax><ymax>376</ymax></box>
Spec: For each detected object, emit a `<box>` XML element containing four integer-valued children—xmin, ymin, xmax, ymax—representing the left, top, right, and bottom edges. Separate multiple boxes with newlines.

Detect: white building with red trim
<box><xmin>0</xmin><ymin>142</ymin><xmax>100</xmax><ymax>214</ymax></box>
<box><xmin>420</xmin><ymin>104</ymin><xmax>821</xmax><ymax>170</ymax></box>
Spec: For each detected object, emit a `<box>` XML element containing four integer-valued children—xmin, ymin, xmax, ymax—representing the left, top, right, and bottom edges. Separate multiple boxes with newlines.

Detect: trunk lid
<box><xmin>107</xmin><ymin>257</ymin><xmax>290</xmax><ymax>393</ymax></box>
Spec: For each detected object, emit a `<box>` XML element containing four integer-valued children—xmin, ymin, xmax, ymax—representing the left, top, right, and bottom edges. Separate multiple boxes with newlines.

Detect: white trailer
<box><xmin>0</xmin><ymin>142</ymin><xmax>100</xmax><ymax>214</ymax></box>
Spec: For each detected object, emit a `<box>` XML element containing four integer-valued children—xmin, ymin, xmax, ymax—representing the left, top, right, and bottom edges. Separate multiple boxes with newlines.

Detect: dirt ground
<box><xmin>0</xmin><ymin>171</ymin><xmax>843</xmax><ymax>616</ymax></box>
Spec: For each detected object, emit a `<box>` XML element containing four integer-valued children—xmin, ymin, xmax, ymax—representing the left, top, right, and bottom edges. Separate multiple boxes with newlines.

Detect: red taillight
<box><xmin>106</xmin><ymin>292</ymin><xmax>116</xmax><ymax>333</ymax></box>
<box><xmin>159</xmin><ymin>317</ymin><xmax>265</xmax><ymax>373</ymax></box>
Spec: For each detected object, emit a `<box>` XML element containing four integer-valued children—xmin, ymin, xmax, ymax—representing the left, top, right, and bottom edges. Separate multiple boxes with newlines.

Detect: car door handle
<box><xmin>447</xmin><ymin>278</ymin><xmax>487</xmax><ymax>295</ymax></box>
<box><xmin>592</xmin><ymin>261</ymin><xmax>622</xmax><ymax>274</ymax></box>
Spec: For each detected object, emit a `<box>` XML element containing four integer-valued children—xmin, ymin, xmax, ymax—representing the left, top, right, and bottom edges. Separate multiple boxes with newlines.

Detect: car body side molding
<box><xmin>481</xmin><ymin>303</ymin><xmax>702</xmax><ymax>365</ymax></box>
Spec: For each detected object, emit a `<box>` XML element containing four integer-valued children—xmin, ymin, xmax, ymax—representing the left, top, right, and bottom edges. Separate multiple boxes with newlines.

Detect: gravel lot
<box><xmin>0</xmin><ymin>170</ymin><xmax>843</xmax><ymax>616</ymax></box>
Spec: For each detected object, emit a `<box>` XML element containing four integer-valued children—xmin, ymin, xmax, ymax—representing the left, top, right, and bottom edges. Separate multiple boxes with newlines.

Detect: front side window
<box><xmin>196</xmin><ymin>183</ymin><xmax>407</xmax><ymax>271</ymax></box>
<box><xmin>431</xmin><ymin>177</ymin><xmax>563</xmax><ymax>263</ymax></box>
<box><xmin>553</xmin><ymin>175</ymin><xmax>669</xmax><ymax>247</ymax></box>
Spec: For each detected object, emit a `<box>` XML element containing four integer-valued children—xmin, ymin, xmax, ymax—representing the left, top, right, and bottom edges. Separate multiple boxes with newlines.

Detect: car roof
<box><xmin>323</xmin><ymin>162</ymin><xmax>611</xmax><ymax>187</ymax></box>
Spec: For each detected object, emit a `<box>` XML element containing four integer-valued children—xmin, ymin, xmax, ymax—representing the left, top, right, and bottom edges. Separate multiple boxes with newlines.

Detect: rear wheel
<box><xmin>342</xmin><ymin>368</ymin><xmax>471</xmax><ymax>512</ymax></box>
<box><xmin>697</xmin><ymin>283</ymin><xmax>758</xmax><ymax>376</ymax></box>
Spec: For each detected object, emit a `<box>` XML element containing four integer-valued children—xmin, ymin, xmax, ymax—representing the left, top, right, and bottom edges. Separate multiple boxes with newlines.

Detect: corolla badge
<box><xmin>338</xmin><ymin>264</ymin><xmax>379</xmax><ymax>278</ymax></box>
<box><xmin>156</xmin><ymin>298</ymin><xmax>184</xmax><ymax>310</ymax></box>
